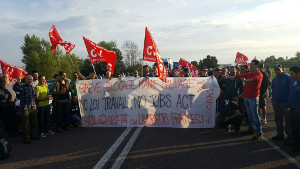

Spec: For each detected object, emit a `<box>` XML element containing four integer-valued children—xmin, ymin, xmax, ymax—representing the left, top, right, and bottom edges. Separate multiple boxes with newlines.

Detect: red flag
<box><xmin>235</xmin><ymin>52</ymin><xmax>249</xmax><ymax>65</ymax></box>
<box><xmin>49</xmin><ymin>25</ymin><xmax>75</xmax><ymax>54</ymax></box>
<box><xmin>178</xmin><ymin>58</ymin><xmax>199</xmax><ymax>77</ymax></box>
<box><xmin>0</xmin><ymin>60</ymin><xmax>28</xmax><ymax>84</ymax></box>
<box><xmin>83</xmin><ymin>36</ymin><xmax>117</xmax><ymax>74</ymax></box>
<box><xmin>143</xmin><ymin>27</ymin><xmax>167</xmax><ymax>82</ymax></box>
<box><xmin>143</xmin><ymin>27</ymin><xmax>159</xmax><ymax>62</ymax></box>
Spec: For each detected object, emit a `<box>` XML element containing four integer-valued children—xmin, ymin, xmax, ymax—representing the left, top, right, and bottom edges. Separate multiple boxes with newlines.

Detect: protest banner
<box><xmin>76</xmin><ymin>77</ymin><xmax>220</xmax><ymax>128</ymax></box>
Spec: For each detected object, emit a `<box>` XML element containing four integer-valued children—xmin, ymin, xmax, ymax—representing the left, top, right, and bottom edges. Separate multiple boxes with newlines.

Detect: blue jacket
<box><xmin>271</xmin><ymin>73</ymin><xmax>292</xmax><ymax>103</ymax></box>
<box><xmin>287</xmin><ymin>80</ymin><xmax>300</xmax><ymax>110</ymax></box>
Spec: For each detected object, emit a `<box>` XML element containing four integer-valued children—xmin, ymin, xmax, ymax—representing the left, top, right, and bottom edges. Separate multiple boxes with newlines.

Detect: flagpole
<box><xmin>91</xmin><ymin>63</ymin><xmax>97</xmax><ymax>76</ymax></box>
<box><xmin>67</xmin><ymin>54</ymin><xmax>75</xmax><ymax>67</ymax></box>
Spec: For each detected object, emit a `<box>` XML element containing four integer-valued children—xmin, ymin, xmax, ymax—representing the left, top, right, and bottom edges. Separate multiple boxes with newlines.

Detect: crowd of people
<box><xmin>0</xmin><ymin>62</ymin><xmax>299</xmax><ymax>152</ymax></box>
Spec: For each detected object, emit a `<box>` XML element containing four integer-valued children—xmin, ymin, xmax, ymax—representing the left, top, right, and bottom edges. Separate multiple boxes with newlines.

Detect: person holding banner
<box><xmin>228</xmin><ymin>60</ymin><xmax>263</xmax><ymax>140</ymax></box>
<box><xmin>142</xmin><ymin>65</ymin><xmax>154</xmax><ymax>78</ymax></box>
<box><xmin>53</xmin><ymin>71</ymin><xmax>73</xmax><ymax>133</ymax></box>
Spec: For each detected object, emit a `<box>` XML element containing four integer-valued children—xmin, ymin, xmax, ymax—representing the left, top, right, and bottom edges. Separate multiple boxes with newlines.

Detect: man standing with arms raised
<box><xmin>228</xmin><ymin>60</ymin><xmax>263</xmax><ymax>140</ymax></box>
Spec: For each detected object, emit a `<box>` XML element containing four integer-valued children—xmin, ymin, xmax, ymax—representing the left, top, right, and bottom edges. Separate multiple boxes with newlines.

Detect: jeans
<box><xmin>244</xmin><ymin>97</ymin><xmax>262</xmax><ymax>134</ymax></box>
<box><xmin>37</xmin><ymin>105</ymin><xmax>50</xmax><ymax>134</ymax></box>
<box><xmin>272</xmin><ymin>102</ymin><xmax>293</xmax><ymax>138</ymax></box>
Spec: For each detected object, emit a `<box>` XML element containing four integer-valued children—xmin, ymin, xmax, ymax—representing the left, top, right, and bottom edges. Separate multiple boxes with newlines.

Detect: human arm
<box><xmin>74</xmin><ymin>66</ymin><xmax>86</xmax><ymax>80</ymax></box>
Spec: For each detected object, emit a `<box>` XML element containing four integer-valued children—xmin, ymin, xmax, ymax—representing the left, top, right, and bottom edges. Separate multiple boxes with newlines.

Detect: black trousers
<box><xmin>56</xmin><ymin>102</ymin><xmax>71</xmax><ymax>129</ymax></box>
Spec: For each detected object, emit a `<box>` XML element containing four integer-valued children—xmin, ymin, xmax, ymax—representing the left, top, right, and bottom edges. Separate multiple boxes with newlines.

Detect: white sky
<box><xmin>0</xmin><ymin>0</ymin><xmax>299</xmax><ymax>67</ymax></box>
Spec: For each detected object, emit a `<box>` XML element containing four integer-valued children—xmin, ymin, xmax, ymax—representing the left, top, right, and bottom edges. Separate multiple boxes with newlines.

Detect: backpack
<box><xmin>0</xmin><ymin>138</ymin><xmax>11</xmax><ymax>160</ymax></box>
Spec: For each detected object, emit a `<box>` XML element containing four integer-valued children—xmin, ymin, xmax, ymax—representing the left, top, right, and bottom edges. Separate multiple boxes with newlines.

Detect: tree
<box><xmin>21</xmin><ymin>34</ymin><xmax>79</xmax><ymax>79</ymax></box>
<box><xmin>122</xmin><ymin>40</ymin><xmax>140</xmax><ymax>68</ymax></box>
<box><xmin>199</xmin><ymin>55</ymin><xmax>218</xmax><ymax>69</ymax></box>
<box><xmin>265</xmin><ymin>55</ymin><xmax>276</xmax><ymax>63</ymax></box>
<box><xmin>191</xmin><ymin>61</ymin><xmax>200</xmax><ymax>69</ymax></box>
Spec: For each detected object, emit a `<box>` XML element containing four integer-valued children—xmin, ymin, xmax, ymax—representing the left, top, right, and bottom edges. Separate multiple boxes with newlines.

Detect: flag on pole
<box><xmin>234</xmin><ymin>52</ymin><xmax>249</xmax><ymax>65</ymax></box>
<box><xmin>83</xmin><ymin>36</ymin><xmax>117</xmax><ymax>74</ymax></box>
<box><xmin>143</xmin><ymin>27</ymin><xmax>167</xmax><ymax>82</ymax></box>
<box><xmin>49</xmin><ymin>25</ymin><xmax>75</xmax><ymax>54</ymax></box>
<box><xmin>178</xmin><ymin>58</ymin><xmax>199</xmax><ymax>77</ymax></box>
<box><xmin>0</xmin><ymin>60</ymin><xmax>28</xmax><ymax>84</ymax></box>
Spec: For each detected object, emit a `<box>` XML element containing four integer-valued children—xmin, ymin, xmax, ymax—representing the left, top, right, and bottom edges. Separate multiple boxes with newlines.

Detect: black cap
<box><xmin>274</xmin><ymin>64</ymin><xmax>282</xmax><ymax>69</ymax></box>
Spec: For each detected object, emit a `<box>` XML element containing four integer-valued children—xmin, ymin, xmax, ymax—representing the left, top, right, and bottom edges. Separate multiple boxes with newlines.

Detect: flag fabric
<box><xmin>178</xmin><ymin>58</ymin><xmax>199</xmax><ymax>77</ymax></box>
<box><xmin>49</xmin><ymin>25</ymin><xmax>75</xmax><ymax>54</ymax></box>
<box><xmin>143</xmin><ymin>27</ymin><xmax>159</xmax><ymax>62</ymax></box>
<box><xmin>253</xmin><ymin>56</ymin><xmax>257</xmax><ymax>60</ymax></box>
<box><xmin>143</xmin><ymin>27</ymin><xmax>167</xmax><ymax>82</ymax></box>
<box><xmin>83</xmin><ymin>36</ymin><xmax>117</xmax><ymax>74</ymax></box>
<box><xmin>0</xmin><ymin>60</ymin><xmax>28</xmax><ymax>84</ymax></box>
<box><xmin>235</xmin><ymin>52</ymin><xmax>249</xmax><ymax>65</ymax></box>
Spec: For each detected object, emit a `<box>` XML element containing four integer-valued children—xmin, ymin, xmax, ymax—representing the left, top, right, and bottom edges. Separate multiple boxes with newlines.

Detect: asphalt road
<box><xmin>0</xmin><ymin>100</ymin><xmax>299</xmax><ymax>169</ymax></box>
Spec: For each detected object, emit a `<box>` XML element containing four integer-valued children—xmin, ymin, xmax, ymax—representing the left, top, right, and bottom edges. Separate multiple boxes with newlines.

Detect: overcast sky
<box><xmin>0</xmin><ymin>0</ymin><xmax>299</xmax><ymax>67</ymax></box>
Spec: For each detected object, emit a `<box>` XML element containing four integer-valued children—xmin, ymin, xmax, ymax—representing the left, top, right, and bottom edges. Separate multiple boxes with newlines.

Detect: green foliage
<box><xmin>199</xmin><ymin>55</ymin><xmax>218</xmax><ymax>69</ymax></box>
<box><xmin>21</xmin><ymin>34</ymin><xmax>79</xmax><ymax>80</ymax></box>
<box><xmin>263</xmin><ymin>52</ymin><xmax>300</xmax><ymax>68</ymax></box>
<box><xmin>191</xmin><ymin>61</ymin><xmax>200</xmax><ymax>69</ymax></box>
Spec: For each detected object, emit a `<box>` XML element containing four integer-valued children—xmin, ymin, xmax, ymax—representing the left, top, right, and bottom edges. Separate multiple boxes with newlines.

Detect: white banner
<box><xmin>76</xmin><ymin>77</ymin><xmax>220</xmax><ymax>128</ymax></box>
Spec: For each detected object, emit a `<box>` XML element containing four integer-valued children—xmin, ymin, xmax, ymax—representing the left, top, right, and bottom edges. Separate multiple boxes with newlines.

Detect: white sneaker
<box><xmin>46</xmin><ymin>130</ymin><xmax>55</xmax><ymax>135</ymax></box>
<box><xmin>40</xmin><ymin>133</ymin><xmax>46</xmax><ymax>138</ymax></box>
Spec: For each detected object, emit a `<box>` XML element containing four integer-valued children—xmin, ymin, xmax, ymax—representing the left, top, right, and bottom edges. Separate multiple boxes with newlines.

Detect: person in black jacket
<box><xmin>259</xmin><ymin>63</ymin><xmax>269</xmax><ymax>124</ymax></box>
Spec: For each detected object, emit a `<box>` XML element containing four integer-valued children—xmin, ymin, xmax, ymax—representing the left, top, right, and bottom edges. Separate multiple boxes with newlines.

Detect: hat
<box><xmin>274</xmin><ymin>64</ymin><xmax>282</xmax><ymax>69</ymax></box>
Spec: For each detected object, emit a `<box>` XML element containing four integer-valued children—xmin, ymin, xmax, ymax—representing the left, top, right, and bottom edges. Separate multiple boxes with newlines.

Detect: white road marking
<box><xmin>264</xmin><ymin>138</ymin><xmax>300</xmax><ymax>168</ymax></box>
<box><xmin>93</xmin><ymin>127</ymin><xmax>132</xmax><ymax>169</ymax></box>
<box><xmin>111</xmin><ymin>127</ymin><xmax>143</xmax><ymax>169</ymax></box>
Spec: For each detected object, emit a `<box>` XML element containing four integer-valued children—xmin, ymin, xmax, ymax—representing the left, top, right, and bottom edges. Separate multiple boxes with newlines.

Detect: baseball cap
<box><xmin>274</xmin><ymin>64</ymin><xmax>282</xmax><ymax>69</ymax></box>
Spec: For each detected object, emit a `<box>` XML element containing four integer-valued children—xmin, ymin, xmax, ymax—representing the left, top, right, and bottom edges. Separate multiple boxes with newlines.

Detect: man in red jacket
<box><xmin>228</xmin><ymin>60</ymin><xmax>263</xmax><ymax>140</ymax></box>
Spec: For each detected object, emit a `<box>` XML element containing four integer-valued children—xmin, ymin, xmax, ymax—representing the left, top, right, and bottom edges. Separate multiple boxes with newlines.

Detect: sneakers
<box><xmin>271</xmin><ymin>134</ymin><xmax>284</xmax><ymax>140</ymax></box>
<box><xmin>40</xmin><ymin>133</ymin><xmax>46</xmax><ymax>138</ymax></box>
<box><xmin>252</xmin><ymin>134</ymin><xmax>263</xmax><ymax>140</ymax></box>
<box><xmin>46</xmin><ymin>130</ymin><xmax>55</xmax><ymax>135</ymax></box>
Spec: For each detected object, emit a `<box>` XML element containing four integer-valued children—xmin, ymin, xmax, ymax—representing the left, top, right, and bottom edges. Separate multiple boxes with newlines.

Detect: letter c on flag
<box><xmin>147</xmin><ymin>46</ymin><xmax>153</xmax><ymax>55</ymax></box>
<box><xmin>91</xmin><ymin>49</ymin><xmax>97</xmax><ymax>58</ymax></box>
